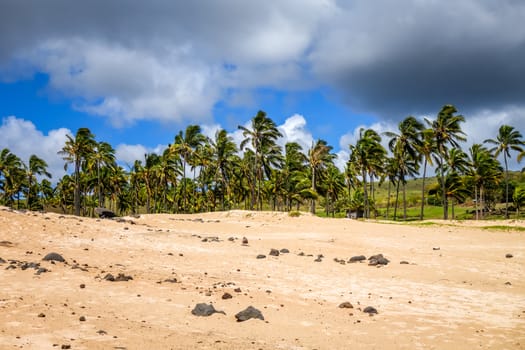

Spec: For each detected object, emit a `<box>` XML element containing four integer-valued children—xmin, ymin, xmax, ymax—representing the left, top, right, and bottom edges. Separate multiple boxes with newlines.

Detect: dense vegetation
<box><xmin>1</xmin><ymin>105</ymin><xmax>525</xmax><ymax>220</ymax></box>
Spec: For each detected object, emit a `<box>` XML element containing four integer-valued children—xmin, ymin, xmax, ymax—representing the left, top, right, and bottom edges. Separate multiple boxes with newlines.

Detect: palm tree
<box><xmin>308</xmin><ymin>139</ymin><xmax>335</xmax><ymax>214</ymax></box>
<box><xmin>426</xmin><ymin>105</ymin><xmax>466</xmax><ymax>220</ymax></box>
<box><xmin>444</xmin><ymin>148</ymin><xmax>470</xmax><ymax>218</ymax></box>
<box><xmin>468</xmin><ymin>144</ymin><xmax>502</xmax><ymax>219</ymax></box>
<box><xmin>24</xmin><ymin>155</ymin><xmax>51</xmax><ymax>210</ymax></box>
<box><xmin>384</xmin><ymin>116</ymin><xmax>424</xmax><ymax>220</ymax></box>
<box><xmin>0</xmin><ymin>148</ymin><xmax>23</xmax><ymax>206</ymax></box>
<box><xmin>88</xmin><ymin>141</ymin><xmax>116</xmax><ymax>208</ymax></box>
<box><xmin>58</xmin><ymin>128</ymin><xmax>96</xmax><ymax>216</ymax></box>
<box><xmin>170</xmin><ymin>125</ymin><xmax>206</xmax><ymax>212</ymax></box>
<box><xmin>324</xmin><ymin>164</ymin><xmax>345</xmax><ymax>217</ymax></box>
<box><xmin>484</xmin><ymin>125</ymin><xmax>524</xmax><ymax>218</ymax></box>
<box><xmin>209</xmin><ymin>129</ymin><xmax>238</xmax><ymax>210</ymax></box>
<box><xmin>283</xmin><ymin>142</ymin><xmax>308</xmax><ymax>211</ymax></box>
<box><xmin>418</xmin><ymin>129</ymin><xmax>435</xmax><ymax>220</ymax></box>
<box><xmin>238</xmin><ymin>110</ymin><xmax>283</xmax><ymax>210</ymax></box>
<box><xmin>350</xmin><ymin>128</ymin><xmax>386</xmax><ymax>218</ymax></box>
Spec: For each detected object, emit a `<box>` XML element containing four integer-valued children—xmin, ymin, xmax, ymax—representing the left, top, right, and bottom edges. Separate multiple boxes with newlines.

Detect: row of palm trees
<box><xmin>1</xmin><ymin>105</ymin><xmax>524</xmax><ymax>219</ymax></box>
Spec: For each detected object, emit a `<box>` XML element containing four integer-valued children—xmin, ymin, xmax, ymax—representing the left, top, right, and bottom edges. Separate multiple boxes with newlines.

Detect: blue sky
<box><xmin>1</xmin><ymin>0</ymin><xmax>525</xmax><ymax>179</ymax></box>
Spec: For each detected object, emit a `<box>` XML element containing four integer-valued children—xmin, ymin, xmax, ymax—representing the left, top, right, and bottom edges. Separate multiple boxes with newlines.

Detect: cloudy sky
<box><xmin>1</xmin><ymin>0</ymin><xmax>524</xmax><ymax>178</ymax></box>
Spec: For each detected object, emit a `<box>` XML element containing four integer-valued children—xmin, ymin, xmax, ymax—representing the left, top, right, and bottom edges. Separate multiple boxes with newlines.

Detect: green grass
<box><xmin>481</xmin><ymin>225</ymin><xmax>525</xmax><ymax>232</ymax></box>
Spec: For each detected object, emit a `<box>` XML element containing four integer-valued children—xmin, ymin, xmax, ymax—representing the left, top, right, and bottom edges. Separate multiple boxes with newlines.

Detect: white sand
<box><xmin>0</xmin><ymin>207</ymin><xmax>524</xmax><ymax>349</ymax></box>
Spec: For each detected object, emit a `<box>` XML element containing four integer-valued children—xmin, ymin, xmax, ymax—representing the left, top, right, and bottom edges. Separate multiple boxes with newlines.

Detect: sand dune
<box><xmin>0</xmin><ymin>207</ymin><xmax>524</xmax><ymax>349</ymax></box>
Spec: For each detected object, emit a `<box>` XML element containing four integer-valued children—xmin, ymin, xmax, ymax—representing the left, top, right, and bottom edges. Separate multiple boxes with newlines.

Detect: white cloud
<box><xmin>115</xmin><ymin>143</ymin><xmax>168</xmax><ymax>169</ymax></box>
<box><xmin>0</xmin><ymin>116</ymin><xmax>70</xmax><ymax>181</ymax></box>
<box><xmin>277</xmin><ymin>114</ymin><xmax>314</xmax><ymax>152</ymax></box>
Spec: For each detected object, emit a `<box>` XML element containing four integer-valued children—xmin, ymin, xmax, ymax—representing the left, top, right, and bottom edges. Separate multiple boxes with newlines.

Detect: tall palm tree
<box><xmin>444</xmin><ymin>148</ymin><xmax>470</xmax><ymax>218</ymax></box>
<box><xmin>418</xmin><ymin>129</ymin><xmax>435</xmax><ymax>220</ymax></box>
<box><xmin>468</xmin><ymin>144</ymin><xmax>502</xmax><ymax>219</ymax></box>
<box><xmin>238</xmin><ymin>110</ymin><xmax>283</xmax><ymax>210</ymax></box>
<box><xmin>210</xmin><ymin>129</ymin><xmax>238</xmax><ymax>210</ymax></box>
<box><xmin>88</xmin><ymin>141</ymin><xmax>116</xmax><ymax>208</ymax></box>
<box><xmin>283</xmin><ymin>142</ymin><xmax>308</xmax><ymax>211</ymax></box>
<box><xmin>58</xmin><ymin>128</ymin><xmax>96</xmax><ymax>216</ymax></box>
<box><xmin>484</xmin><ymin>125</ymin><xmax>524</xmax><ymax>218</ymax></box>
<box><xmin>0</xmin><ymin>148</ymin><xmax>23</xmax><ymax>207</ymax></box>
<box><xmin>384</xmin><ymin>116</ymin><xmax>424</xmax><ymax>220</ymax></box>
<box><xmin>24</xmin><ymin>155</ymin><xmax>51</xmax><ymax>210</ymax></box>
<box><xmin>426</xmin><ymin>105</ymin><xmax>466</xmax><ymax>220</ymax></box>
<box><xmin>350</xmin><ymin>128</ymin><xmax>386</xmax><ymax>218</ymax></box>
<box><xmin>308</xmin><ymin>139</ymin><xmax>335</xmax><ymax>214</ymax></box>
<box><xmin>170</xmin><ymin>125</ymin><xmax>205</xmax><ymax>212</ymax></box>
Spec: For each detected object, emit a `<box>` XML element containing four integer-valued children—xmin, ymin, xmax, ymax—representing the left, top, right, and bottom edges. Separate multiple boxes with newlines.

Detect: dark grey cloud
<box><xmin>310</xmin><ymin>0</ymin><xmax>525</xmax><ymax>119</ymax></box>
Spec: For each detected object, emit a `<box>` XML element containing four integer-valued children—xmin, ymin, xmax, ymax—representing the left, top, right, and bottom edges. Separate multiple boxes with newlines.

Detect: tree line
<box><xmin>1</xmin><ymin>105</ymin><xmax>524</xmax><ymax>220</ymax></box>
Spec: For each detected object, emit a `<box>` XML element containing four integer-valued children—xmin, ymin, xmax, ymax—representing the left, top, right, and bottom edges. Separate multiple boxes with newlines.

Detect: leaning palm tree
<box><xmin>238</xmin><ymin>111</ymin><xmax>283</xmax><ymax>210</ymax></box>
<box><xmin>484</xmin><ymin>125</ymin><xmax>524</xmax><ymax>218</ymax></box>
<box><xmin>24</xmin><ymin>155</ymin><xmax>52</xmax><ymax>210</ymax></box>
<box><xmin>58</xmin><ymin>128</ymin><xmax>96</xmax><ymax>216</ymax></box>
<box><xmin>426</xmin><ymin>105</ymin><xmax>466</xmax><ymax>220</ymax></box>
<box><xmin>308</xmin><ymin>139</ymin><xmax>335</xmax><ymax>214</ymax></box>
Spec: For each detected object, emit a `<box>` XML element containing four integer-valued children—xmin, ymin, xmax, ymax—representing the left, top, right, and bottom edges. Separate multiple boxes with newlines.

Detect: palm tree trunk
<box><xmin>440</xmin><ymin>157</ymin><xmax>448</xmax><ymax>220</ymax></box>
<box><xmin>74</xmin><ymin>158</ymin><xmax>81</xmax><ymax>216</ymax></box>
<box><xmin>362</xmin><ymin>170</ymin><xmax>368</xmax><ymax>219</ymax></box>
<box><xmin>420</xmin><ymin>159</ymin><xmax>427</xmax><ymax>220</ymax></box>
<box><xmin>310</xmin><ymin>171</ymin><xmax>316</xmax><ymax>214</ymax></box>
<box><xmin>394</xmin><ymin>177</ymin><xmax>400</xmax><ymax>220</ymax></box>
<box><xmin>386</xmin><ymin>181</ymin><xmax>391</xmax><ymax>219</ymax></box>
<box><xmin>504</xmin><ymin>153</ymin><xmax>509</xmax><ymax>219</ymax></box>
<box><xmin>402</xmin><ymin>180</ymin><xmax>407</xmax><ymax>220</ymax></box>
<box><xmin>474</xmin><ymin>185</ymin><xmax>478</xmax><ymax>220</ymax></box>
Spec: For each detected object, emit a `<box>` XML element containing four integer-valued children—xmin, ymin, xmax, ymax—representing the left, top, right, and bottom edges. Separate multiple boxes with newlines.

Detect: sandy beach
<box><xmin>0</xmin><ymin>207</ymin><xmax>524</xmax><ymax>349</ymax></box>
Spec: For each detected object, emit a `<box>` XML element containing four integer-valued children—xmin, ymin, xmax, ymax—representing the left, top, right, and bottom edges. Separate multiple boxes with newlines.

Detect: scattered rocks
<box><xmin>228</xmin><ymin>237</ymin><xmax>235</xmax><ymax>242</ymax></box>
<box><xmin>368</xmin><ymin>254</ymin><xmax>389</xmax><ymax>266</ymax></box>
<box><xmin>202</xmin><ymin>236</ymin><xmax>220</xmax><ymax>242</ymax></box>
<box><xmin>79</xmin><ymin>316</ymin><xmax>86</xmax><ymax>321</ymax></box>
<box><xmin>349</xmin><ymin>255</ymin><xmax>366</xmax><ymax>263</ymax></box>
<box><xmin>222</xmin><ymin>292</ymin><xmax>233</xmax><ymax>299</ymax></box>
<box><xmin>339</xmin><ymin>302</ymin><xmax>354</xmax><ymax>309</ymax></box>
<box><xmin>191</xmin><ymin>303</ymin><xmax>226</xmax><ymax>317</ymax></box>
<box><xmin>433</xmin><ymin>247</ymin><xmax>440</xmax><ymax>251</ymax></box>
<box><xmin>80</xmin><ymin>284</ymin><xmax>86</xmax><ymax>289</ymax></box>
<box><xmin>314</xmin><ymin>254</ymin><xmax>323</xmax><ymax>262</ymax></box>
<box><xmin>242</xmin><ymin>237</ymin><xmax>249</xmax><ymax>245</ymax></box>
<box><xmin>269</xmin><ymin>249</ymin><xmax>280</xmax><ymax>256</ymax></box>
<box><xmin>279</xmin><ymin>248</ymin><xmax>290</xmax><ymax>254</ymax></box>
<box><xmin>61</xmin><ymin>345</ymin><xmax>71</xmax><ymax>349</ymax></box>
<box><xmin>0</xmin><ymin>257</ymin><xmax>6</xmax><ymax>264</ymax></box>
<box><xmin>505</xmin><ymin>281</ymin><xmax>512</xmax><ymax>285</ymax></box>
<box><xmin>235</xmin><ymin>306</ymin><xmax>264</xmax><ymax>322</ymax></box>
<box><xmin>35</xmin><ymin>267</ymin><xmax>48</xmax><ymax>275</ymax></box>
<box><xmin>42</xmin><ymin>252</ymin><xmax>65</xmax><ymax>262</ymax></box>
<box><xmin>38</xmin><ymin>313</ymin><xmax>46</xmax><ymax>318</ymax></box>
<box><xmin>506</xmin><ymin>253</ymin><xmax>513</xmax><ymax>258</ymax></box>
<box><xmin>400</xmin><ymin>261</ymin><xmax>409</xmax><ymax>265</ymax></box>
<box><xmin>256</xmin><ymin>254</ymin><xmax>266</xmax><ymax>259</ymax></box>
<box><xmin>104</xmin><ymin>273</ymin><xmax>133</xmax><ymax>282</ymax></box>
<box><xmin>334</xmin><ymin>258</ymin><xmax>346</xmax><ymax>265</ymax></box>
<box><xmin>234</xmin><ymin>287</ymin><xmax>242</xmax><ymax>293</ymax></box>
<box><xmin>363</xmin><ymin>306</ymin><xmax>378</xmax><ymax>315</ymax></box>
